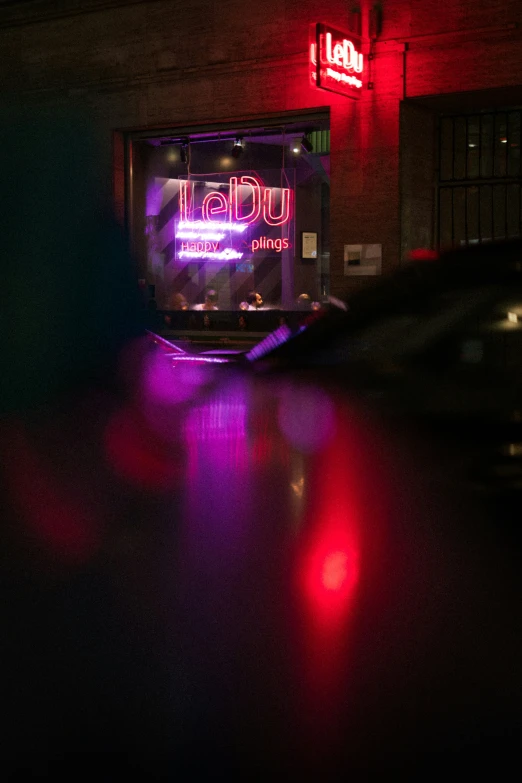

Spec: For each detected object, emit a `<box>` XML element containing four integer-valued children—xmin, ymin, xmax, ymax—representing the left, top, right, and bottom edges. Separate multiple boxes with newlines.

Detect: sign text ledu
<box><xmin>310</xmin><ymin>23</ymin><xmax>364</xmax><ymax>99</ymax></box>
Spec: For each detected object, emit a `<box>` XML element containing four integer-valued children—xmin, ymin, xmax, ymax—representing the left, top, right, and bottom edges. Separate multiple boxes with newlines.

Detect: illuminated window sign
<box><xmin>174</xmin><ymin>176</ymin><xmax>293</xmax><ymax>262</ymax></box>
<box><xmin>310</xmin><ymin>23</ymin><xmax>364</xmax><ymax>99</ymax></box>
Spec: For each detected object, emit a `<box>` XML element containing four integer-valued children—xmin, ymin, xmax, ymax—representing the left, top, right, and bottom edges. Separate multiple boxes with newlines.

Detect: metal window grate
<box><xmin>438</xmin><ymin>110</ymin><xmax>521</xmax><ymax>247</ymax></box>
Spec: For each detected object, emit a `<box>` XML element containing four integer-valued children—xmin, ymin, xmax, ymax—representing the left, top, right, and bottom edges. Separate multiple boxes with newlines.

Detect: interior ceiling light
<box><xmin>291</xmin><ymin>139</ymin><xmax>301</xmax><ymax>154</ymax></box>
<box><xmin>231</xmin><ymin>137</ymin><xmax>244</xmax><ymax>158</ymax></box>
<box><xmin>300</xmin><ymin>134</ymin><xmax>314</xmax><ymax>153</ymax></box>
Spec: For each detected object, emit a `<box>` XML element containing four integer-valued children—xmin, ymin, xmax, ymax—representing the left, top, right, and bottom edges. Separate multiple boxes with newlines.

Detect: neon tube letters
<box><xmin>311</xmin><ymin>23</ymin><xmax>364</xmax><ymax>99</ymax></box>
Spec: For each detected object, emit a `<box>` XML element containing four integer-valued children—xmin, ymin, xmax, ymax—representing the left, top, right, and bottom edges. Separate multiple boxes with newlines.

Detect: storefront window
<box><xmin>127</xmin><ymin>118</ymin><xmax>330</xmax><ymax>312</ymax></box>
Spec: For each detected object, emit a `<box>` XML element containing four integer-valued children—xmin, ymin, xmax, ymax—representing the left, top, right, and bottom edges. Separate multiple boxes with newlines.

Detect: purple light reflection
<box><xmin>147</xmin><ymin>330</ymin><xmax>187</xmax><ymax>354</ymax></box>
<box><xmin>139</xmin><ymin>349</ymin><xmax>215</xmax><ymax>444</ymax></box>
<box><xmin>245</xmin><ymin>325</ymin><xmax>292</xmax><ymax>362</ymax></box>
<box><xmin>183</xmin><ymin>395</ymin><xmax>246</xmax><ymax>442</ymax></box>
<box><xmin>170</xmin><ymin>355</ymin><xmax>230</xmax><ymax>365</ymax></box>
<box><xmin>277</xmin><ymin>384</ymin><xmax>336</xmax><ymax>453</ymax></box>
<box><xmin>143</xmin><ymin>350</ymin><xmax>208</xmax><ymax>406</ymax></box>
<box><xmin>181</xmin><ymin>382</ymin><xmax>251</xmax><ymax>567</ymax></box>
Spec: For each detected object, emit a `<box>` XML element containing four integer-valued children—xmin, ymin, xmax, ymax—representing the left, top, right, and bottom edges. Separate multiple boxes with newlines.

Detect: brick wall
<box><xmin>0</xmin><ymin>0</ymin><xmax>520</xmax><ymax>293</ymax></box>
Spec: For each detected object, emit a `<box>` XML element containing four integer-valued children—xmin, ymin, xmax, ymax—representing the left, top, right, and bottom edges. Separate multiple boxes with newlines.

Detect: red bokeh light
<box><xmin>303</xmin><ymin>526</ymin><xmax>359</xmax><ymax>627</ymax></box>
<box><xmin>3</xmin><ymin>425</ymin><xmax>100</xmax><ymax>563</ymax></box>
<box><xmin>104</xmin><ymin>405</ymin><xmax>181</xmax><ymax>490</ymax></box>
<box><xmin>294</xmin><ymin>409</ymin><xmax>365</xmax><ymax>714</ymax></box>
<box><xmin>322</xmin><ymin>550</ymin><xmax>349</xmax><ymax>591</ymax></box>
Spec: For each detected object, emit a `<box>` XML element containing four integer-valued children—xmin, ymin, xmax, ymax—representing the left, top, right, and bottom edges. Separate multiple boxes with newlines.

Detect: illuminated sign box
<box><xmin>310</xmin><ymin>23</ymin><xmax>364</xmax><ymax>99</ymax></box>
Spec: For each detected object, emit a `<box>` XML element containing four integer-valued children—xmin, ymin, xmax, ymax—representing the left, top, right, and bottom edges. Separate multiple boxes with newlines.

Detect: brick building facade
<box><xmin>1</xmin><ymin>0</ymin><xmax>521</xmax><ymax>302</ymax></box>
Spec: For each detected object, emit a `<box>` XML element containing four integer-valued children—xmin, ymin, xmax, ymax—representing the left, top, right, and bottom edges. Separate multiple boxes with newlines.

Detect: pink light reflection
<box><xmin>170</xmin><ymin>355</ymin><xmax>229</xmax><ymax>365</ymax></box>
<box><xmin>295</xmin><ymin>406</ymin><xmax>363</xmax><ymax>732</ymax></box>
<box><xmin>143</xmin><ymin>350</ymin><xmax>209</xmax><ymax>406</ymax></box>
<box><xmin>183</xmin><ymin>397</ymin><xmax>246</xmax><ymax>442</ymax></box>
<box><xmin>181</xmin><ymin>384</ymin><xmax>250</xmax><ymax>566</ymax></box>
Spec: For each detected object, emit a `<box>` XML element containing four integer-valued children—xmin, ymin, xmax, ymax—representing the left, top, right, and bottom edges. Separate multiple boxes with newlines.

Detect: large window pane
<box><xmin>507</xmin><ymin>111</ymin><xmax>521</xmax><ymax>178</ymax></box>
<box><xmin>494</xmin><ymin>113</ymin><xmax>508</xmax><ymax>178</ymax></box>
<box><xmin>453</xmin><ymin>117</ymin><xmax>467</xmax><ymax>180</ymax></box>
<box><xmin>439</xmin><ymin>188</ymin><xmax>453</xmax><ymax>247</ymax></box>
<box><xmin>466</xmin><ymin>115</ymin><xmax>480</xmax><ymax>179</ymax></box>
<box><xmin>479</xmin><ymin>185</ymin><xmax>493</xmax><ymax>243</ymax></box>
<box><xmin>493</xmin><ymin>184</ymin><xmax>506</xmax><ymax>240</ymax></box>
<box><xmin>453</xmin><ymin>187</ymin><xmax>466</xmax><ymax>245</ymax></box>
<box><xmin>466</xmin><ymin>185</ymin><xmax>479</xmax><ymax>243</ymax></box>
<box><xmin>506</xmin><ymin>184</ymin><xmax>521</xmax><ymax>238</ymax></box>
<box><xmin>439</xmin><ymin>111</ymin><xmax>521</xmax><ymax>248</ymax></box>
<box><xmin>440</xmin><ymin>117</ymin><xmax>454</xmax><ymax>181</ymax></box>
<box><xmin>480</xmin><ymin>114</ymin><xmax>494</xmax><ymax>178</ymax></box>
<box><xmin>129</xmin><ymin>122</ymin><xmax>330</xmax><ymax>311</ymax></box>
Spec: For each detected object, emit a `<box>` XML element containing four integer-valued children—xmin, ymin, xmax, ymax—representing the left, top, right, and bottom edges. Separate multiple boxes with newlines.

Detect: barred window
<box><xmin>438</xmin><ymin>110</ymin><xmax>521</xmax><ymax>247</ymax></box>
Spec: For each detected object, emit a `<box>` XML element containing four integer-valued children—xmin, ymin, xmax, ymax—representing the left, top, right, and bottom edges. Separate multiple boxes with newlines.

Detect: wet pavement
<box><xmin>2</xmin><ymin>340</ymin><xmax>522</xmax><ymax>777</ymax></box>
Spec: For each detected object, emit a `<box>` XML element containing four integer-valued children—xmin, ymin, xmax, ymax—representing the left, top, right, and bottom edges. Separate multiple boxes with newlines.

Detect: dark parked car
<box><xmin>249</xmin><ymin>239</ymin><xmax>522</xmax><ymax>526</ymax></box>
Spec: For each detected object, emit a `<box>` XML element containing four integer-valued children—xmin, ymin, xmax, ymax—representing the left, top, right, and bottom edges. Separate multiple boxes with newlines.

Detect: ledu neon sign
<box><xmin>176</xmin><ymin>176</ymin><xmax>293</xmax><ymax>261</ymax></box>
<box><xmin>310</xmin><ymin>23</ymin><xmax>364</xmax><ymax>99</ymax></box>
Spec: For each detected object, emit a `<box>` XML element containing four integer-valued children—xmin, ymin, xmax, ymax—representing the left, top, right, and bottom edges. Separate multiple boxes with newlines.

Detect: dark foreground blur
<box><xmin>1</xmin><ymin>104</ymin><xmax>521</xmax><ymax>779</ymax></box>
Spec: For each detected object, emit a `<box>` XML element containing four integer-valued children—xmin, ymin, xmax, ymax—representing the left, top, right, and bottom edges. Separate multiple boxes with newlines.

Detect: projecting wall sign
<box><xmin>310</xmin><ymin>23</ymin><xmax>364</xmax><ymax>99</ymax></box>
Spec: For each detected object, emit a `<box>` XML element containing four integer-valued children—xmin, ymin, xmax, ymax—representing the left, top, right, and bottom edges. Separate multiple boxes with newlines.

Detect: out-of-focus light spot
<box><xmin>183</xmin><ymin>397</ymin><xmax>246</xmax><ymax>442</ymax></box>
<box><xmin>507</xmin><ymin>311</ymin><xmax>520</xmax><ymax>323</ymax></box>
<box><xmin>298</xmin><ymin>520</ymin><xmax>360</xmax><ymax>701</ymax></box>
<box><xmin>303</xmin><ymin>531</ymin><xmax>359</xmax><ymax>623</ymax></box>
<box><xmin>290</xmin><ymin>476</ymin><xmax>305</xmax><ymax>499</ymax></box>
<box><xmin>143</xmin><ymin>350</ymin><xmax>208</xmax><ymax>406</ymax></box>
<box><xmin>322</xmin><ymin>550</ymin><xmax>349</xmax><ymax>591</ymax></box>
<box><xmin>408</xmin><ymin>247</ymin><xmax>439</xmax><ymax>262</ymax></box>
<box><xmin>104</xmin><ymin>406</ymin><xmax>181</xmax><ymax>489</ymax></box>
<box><xmin>4</xmin><ymin>427</ymin><xmax>100</xmax><ymax>562</ymax></box>
<box><xmin>277</xmin><ymin>385</ymin><xmax>335</xmax><ymax>453</ymax></box>
<box><xmin>138</xmin><ymin>349</ymin><xmax>219</xmax><ymax>444</ymax></box>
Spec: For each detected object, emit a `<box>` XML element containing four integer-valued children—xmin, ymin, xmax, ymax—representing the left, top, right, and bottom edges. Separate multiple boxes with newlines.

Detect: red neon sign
<box><xmin>175</xmin><ymin>176</ymin><xmax>293</xmax><ymax>261</ymax></box>
<box><xmin>179</xmin><ymin>176</ymin><xmax>293</xmax><ymax>227</ymax></box>
<box><xmin>310</xmin><ymin>23</ymin><xmax>364</xmax><ymax>99</ymax></box>
<box><xmin>229</xmin><ymin>175</ymin><xmax>263</xmax><ymax>224</ymax></box>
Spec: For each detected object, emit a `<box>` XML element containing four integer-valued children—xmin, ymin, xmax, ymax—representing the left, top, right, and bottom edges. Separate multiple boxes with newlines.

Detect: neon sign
<box><xmin>310</xmin><ymin>23</ymin><xmax>364</xmax><ymax>99</ymax></box>
<box><xmin>179</xmin><ymin>177</ymin><xmax>292</xmax><ymax>226</ymax></box>
<box><xmin>176</xmin><ymin>176</ymin><xmax>293</xmax><ymax>261</ymax></box>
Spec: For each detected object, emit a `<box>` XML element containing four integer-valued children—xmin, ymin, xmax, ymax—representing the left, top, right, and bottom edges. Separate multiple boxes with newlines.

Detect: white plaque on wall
<box><xmin>301</xmin><ymin>231</ymin><xmax>318</xmax><ymax>259</ymax></box>
<box><xmin>344</xmin><ymin>243</ymin><xmax>382</xmax><ymax>276</ymax></box>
